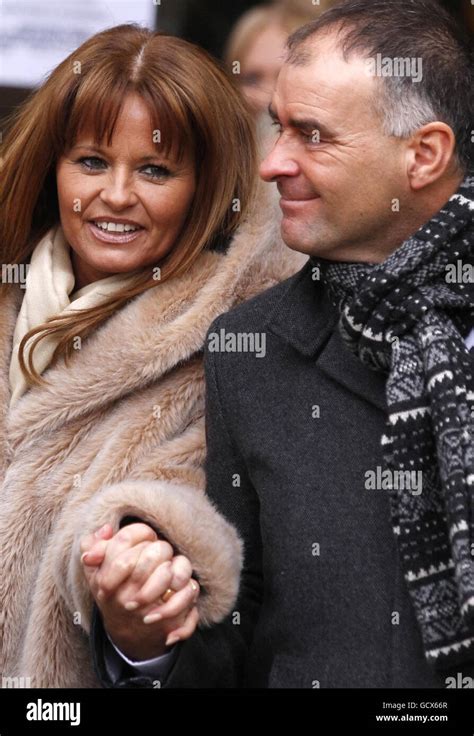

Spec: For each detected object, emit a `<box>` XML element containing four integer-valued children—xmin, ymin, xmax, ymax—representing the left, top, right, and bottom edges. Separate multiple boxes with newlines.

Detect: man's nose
<box><xmin>99</xmin><ymin>170</ymin><xmax>138</xmax><ymax>209</ymax></box>
<box><xmin>259</xmin><ymin>138</ymin><xmax>300</xmax><ymax>182</ymax></box>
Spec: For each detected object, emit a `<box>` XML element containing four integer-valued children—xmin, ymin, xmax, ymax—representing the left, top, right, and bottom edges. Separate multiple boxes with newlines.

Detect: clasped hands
<box><xmin>80</xmin><ymin>522</ymin><xmax>200</xmax><ymax>661</ymax></box>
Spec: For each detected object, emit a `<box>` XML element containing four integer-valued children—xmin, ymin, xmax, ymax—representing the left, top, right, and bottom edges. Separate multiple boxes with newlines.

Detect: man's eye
<box><xmin>141</xmin><ymin>164</ymin><xmax>171</xmax><ymax>179</ymax></box>
<box><xmin>302</xmin><ymin>130</ymin><xmax>322</xmax><ymax>145</ymax></box>
<box><xmin>77</xmin><ymin>156</ymin><xmax>106</xmax><ymax>170</ymax></box>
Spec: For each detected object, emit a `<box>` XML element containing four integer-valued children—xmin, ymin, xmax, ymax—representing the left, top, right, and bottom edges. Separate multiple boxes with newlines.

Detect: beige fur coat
<box><xmin>0</xmin><ymin>183</ymin><xmax>306</xmax><ymax>688</ymax></box>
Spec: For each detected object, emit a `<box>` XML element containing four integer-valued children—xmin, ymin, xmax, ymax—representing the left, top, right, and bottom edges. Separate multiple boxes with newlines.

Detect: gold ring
<box><xmin>161</xmin><ymin>588</ymin><xmax>174</xmax><ymax>603</ymax></box>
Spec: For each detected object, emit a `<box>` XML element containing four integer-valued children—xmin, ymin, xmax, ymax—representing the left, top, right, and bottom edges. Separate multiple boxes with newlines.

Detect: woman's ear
<box><xmin>405</xmin><ymin>122</ymin><xmax>458</xmax><ymax>190</ymax></box>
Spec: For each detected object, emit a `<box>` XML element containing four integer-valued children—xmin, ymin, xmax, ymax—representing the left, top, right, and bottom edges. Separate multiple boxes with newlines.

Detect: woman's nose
<box><xmin>99</xmin><ymin>171</ymin><xmax>138</xmax><ymax>209</ymax></box>
<box><xmin>259</xmin><ymin>140</ymin><xmax>300</xmax><ymax>182</ymax></box>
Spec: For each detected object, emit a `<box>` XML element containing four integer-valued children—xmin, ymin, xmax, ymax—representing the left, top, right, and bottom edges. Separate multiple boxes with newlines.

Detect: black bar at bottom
<box><xmin>0</xmin><ymin>687</ymin><xmax>473</xmax><ymax>733</ymax></box>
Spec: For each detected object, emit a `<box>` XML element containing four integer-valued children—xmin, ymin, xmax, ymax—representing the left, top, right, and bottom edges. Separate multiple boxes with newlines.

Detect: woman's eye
<box><xmin>240</xmin><ymin>73</ymin><xmax>261</xmax><ymax>88</ymax></box>
<box><xmin>141</xmin><ymin>164</ymin><xmax>171</xmax><ymax>179</ymax></box>
<box><xmin>74</xmin><ymin>158</ymin><xmax>171</xmax><ymax>179</ymax></box>
<box><xmin>271</xmin><ymin>121</ymin><xmax>283</xmax><ymax>134</ymax></box>
<box><xmin>77</xmin><ymin>156</ymin><xmax>106</xmax><ymax>170</ymax></box>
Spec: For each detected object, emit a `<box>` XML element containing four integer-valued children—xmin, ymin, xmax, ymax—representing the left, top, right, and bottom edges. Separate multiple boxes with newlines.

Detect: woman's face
<box><xmin>56</xmin><ymin>93</ymin><xmax>196</xmax><ymax>288</ymax></box>
<box><xmin>239</xmin><ymin>21</ymin><xmax>288</xmax><ymax>116</ymax></box>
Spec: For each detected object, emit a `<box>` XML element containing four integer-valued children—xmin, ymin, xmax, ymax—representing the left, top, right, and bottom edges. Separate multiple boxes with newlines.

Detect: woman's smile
<box><xmin>87</xmin><ymin>220</ymin><xmax>146</xmax><ymax>245</ymax></box>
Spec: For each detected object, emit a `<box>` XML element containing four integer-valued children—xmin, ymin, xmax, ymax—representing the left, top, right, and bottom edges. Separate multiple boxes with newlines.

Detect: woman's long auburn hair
<box><xmin>0</xmin><ymin>24</ymin><xmax>258</xmax><ymax>386</ymax></box>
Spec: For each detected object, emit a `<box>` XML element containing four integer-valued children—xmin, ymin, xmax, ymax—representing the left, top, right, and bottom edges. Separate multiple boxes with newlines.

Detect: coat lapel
<box><xmin>317</xmin><ymin>330</ymin><xmax>387</xmax><ymax>411</ymax></box>
<box><xmin>266</xmin><ymin>260</ymin><xmax>387</xmax><ymax>412</ymax></box>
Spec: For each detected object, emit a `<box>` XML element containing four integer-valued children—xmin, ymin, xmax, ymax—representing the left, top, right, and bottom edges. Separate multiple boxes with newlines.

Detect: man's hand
<box><xmin>80</xmin><ymin>523</ymin><xmax>200</xmax><ymax>660</ymax></box>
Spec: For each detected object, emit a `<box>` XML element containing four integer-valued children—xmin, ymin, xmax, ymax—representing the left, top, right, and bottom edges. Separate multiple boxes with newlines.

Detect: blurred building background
<box><xmin>0</xmin><ymin>0</ymin><xmax>158</xmax><ymax>125</ymax></box>
<box><xmin>1</xmin><ymin>0</ymin><xmax>472</xmax><ymax>131</ymax></box>
<box><xmin>157</xmin><ymin>0</ymin><xmax>474</xmax><ymax>59</ymax></box>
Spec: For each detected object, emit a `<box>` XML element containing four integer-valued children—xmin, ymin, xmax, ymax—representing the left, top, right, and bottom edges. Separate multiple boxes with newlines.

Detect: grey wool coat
<box><xmin>97</xmin><ymin>257</ymin><xmax>474</xmax><ymax>689</ymax></box>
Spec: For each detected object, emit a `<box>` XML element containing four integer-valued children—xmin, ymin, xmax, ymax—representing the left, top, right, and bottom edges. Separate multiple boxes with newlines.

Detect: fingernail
<box><xmin>165</xmin><ymin>634</ymin><xmax>180</xmax><ymax>647</ymax></box>
<box><xmin>81</xmin><ymin>552</ymin><xmax>90</xmax><ymax>563</ymax></box>
<box><xmin>143</xmin><ymin>612</ymin><xmax>162</xmax><ymax>625</ymax></box>
<box><xmin>190</xmin><ymin>580</ymin><xmax>198</xmax><ymax>592</ymax></box>
<box><xmin>124</xmin><ymin>601</ymin><xmax>139</xmax><ymax>611</ymax></box>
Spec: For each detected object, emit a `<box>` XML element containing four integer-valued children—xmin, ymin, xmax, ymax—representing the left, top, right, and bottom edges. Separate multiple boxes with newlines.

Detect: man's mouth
<box><xmin>279</xmin><ymin>195</ymin><xmax>320</xmax><ymax>209</ymax></box>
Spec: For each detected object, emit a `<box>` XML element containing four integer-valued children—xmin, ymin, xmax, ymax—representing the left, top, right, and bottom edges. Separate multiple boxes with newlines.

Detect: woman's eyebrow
<box><xmin>70</xmin><ymin>144</ymin><xmax>103</xmax><ymax>154</ymax></box>
<box><xmin>70</xmin><ymin>145</ymin><xmax>166</xmax><ymax>163</ymax></box>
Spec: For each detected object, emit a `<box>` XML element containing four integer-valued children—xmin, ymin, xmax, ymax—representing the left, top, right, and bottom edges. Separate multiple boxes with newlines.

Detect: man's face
<box><xmin>260</xmin><ymin>34</ymin><xmax>408</xmax><ymax>262</ymax></box>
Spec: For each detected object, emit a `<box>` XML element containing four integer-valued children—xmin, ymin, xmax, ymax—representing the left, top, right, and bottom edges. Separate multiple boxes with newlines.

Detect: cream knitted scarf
<box><xmin>9</xmin><ymin>225</ymin><xmax>137</xmax><ymax>406</ymax></box>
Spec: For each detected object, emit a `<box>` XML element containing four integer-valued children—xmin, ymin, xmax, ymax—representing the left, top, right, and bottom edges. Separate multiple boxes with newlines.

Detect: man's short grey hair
<box><xmin>378</xmin><ymin>79</ymin><xmax>438</xmax><ymax>138</ymax></box>
<box><xmin>286</xmin><ymin>0</ymin><xmax>473</xmax><ymax>173</ymax></box>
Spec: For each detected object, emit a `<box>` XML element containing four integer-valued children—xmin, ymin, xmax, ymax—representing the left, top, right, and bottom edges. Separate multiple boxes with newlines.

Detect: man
<box><xmin>94</xmin><ymin>0</ymin><xmax>473</xmax><ymax>687</ymax></box>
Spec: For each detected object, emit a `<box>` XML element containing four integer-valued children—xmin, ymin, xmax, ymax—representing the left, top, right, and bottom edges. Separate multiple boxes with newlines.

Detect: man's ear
<box><xmin>405</xmin><ymin>122</ymin><xmax>458</xmax><ymax>190</ymax></box>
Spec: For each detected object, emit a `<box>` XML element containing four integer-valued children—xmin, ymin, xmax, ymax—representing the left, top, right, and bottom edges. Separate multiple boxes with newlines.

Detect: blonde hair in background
<box><xmin>0</xmin><ymin>25</ymin><xmax>258</xmax><ymax>386</ymax></box>
<box><xmin>225</xmin><ymin>5</ymin><xmax>281</xmax><ymax>67</ymax></box>
<box><xmin>278</xmin><ymin>0</ymin><xmax>342</xmax><ymax>26</ymax></box>
<box><xmin>224</xmin><ymin>0</ymin><xmax>339</xmax><ymax>66</ymax></box>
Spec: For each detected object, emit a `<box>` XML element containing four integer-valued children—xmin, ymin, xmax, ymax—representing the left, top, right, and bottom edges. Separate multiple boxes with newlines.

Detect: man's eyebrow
<box><xmin>292</xmin><ymin>117</ymin><xmax>331</xmax><ymax>134</ymax></box>
<box><xmin>267</xmin><ymin>104</ymin><xmax>332</xmax><ymax>137</ymax></box>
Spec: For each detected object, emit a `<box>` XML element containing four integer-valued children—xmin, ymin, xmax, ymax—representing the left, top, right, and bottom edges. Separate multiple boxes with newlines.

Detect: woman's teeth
<box><xmin>93</xmin><ymin>221</ymin><xmax>141</xmax><ymax>232</ymax></box>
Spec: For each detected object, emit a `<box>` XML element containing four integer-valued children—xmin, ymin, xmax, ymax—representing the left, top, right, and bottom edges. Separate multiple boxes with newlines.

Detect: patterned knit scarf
<box><xmin>311</xmin><ymin>176</ymin><xmax>474</xmax><ymax>669</ymax></box>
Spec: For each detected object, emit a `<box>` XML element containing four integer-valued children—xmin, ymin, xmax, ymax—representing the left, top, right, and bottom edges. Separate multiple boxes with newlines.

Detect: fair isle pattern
<box><xmin>312</xmin><ymin>176</ymin><xmax>474</xmax><ymax>669</ymax></box>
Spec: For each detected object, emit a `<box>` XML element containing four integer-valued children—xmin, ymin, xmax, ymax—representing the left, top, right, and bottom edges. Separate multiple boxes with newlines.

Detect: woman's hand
<box><xmin>80</xmin><ymin>523</ymin><xmax>200</xmax><ymax>660</ymax></box>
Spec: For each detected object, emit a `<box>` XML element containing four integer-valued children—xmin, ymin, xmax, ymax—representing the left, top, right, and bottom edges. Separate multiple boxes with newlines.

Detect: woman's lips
<box><xmin>88</xmin><ymin>222</ymin><xmax>145</xmax><ymax>244</ymax></box>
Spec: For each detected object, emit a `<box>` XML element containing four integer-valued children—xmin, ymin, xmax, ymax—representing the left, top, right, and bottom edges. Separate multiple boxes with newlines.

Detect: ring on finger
<box><xmin>160</xmin><ymin>587</ymin><xmax>174</xmax><ymax>603</ymax></box>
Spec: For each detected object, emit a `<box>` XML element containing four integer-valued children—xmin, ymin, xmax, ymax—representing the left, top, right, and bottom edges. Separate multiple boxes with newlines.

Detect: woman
<box><xmin>0</xmin><ymin>24</ymin><xmax>302</xmax><ymax>687</ymax></box>
<box><xmin>224</xmin><ymin>0</ymin><xmax>337</xmax><ymax>117</ymax></box>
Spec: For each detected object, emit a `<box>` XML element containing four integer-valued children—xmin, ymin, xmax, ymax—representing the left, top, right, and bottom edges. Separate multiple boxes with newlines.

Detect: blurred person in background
<box><xmin>225</xmin><ymin>1</ymin><xmax>338</xmax><ymax>119</ymax></box>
